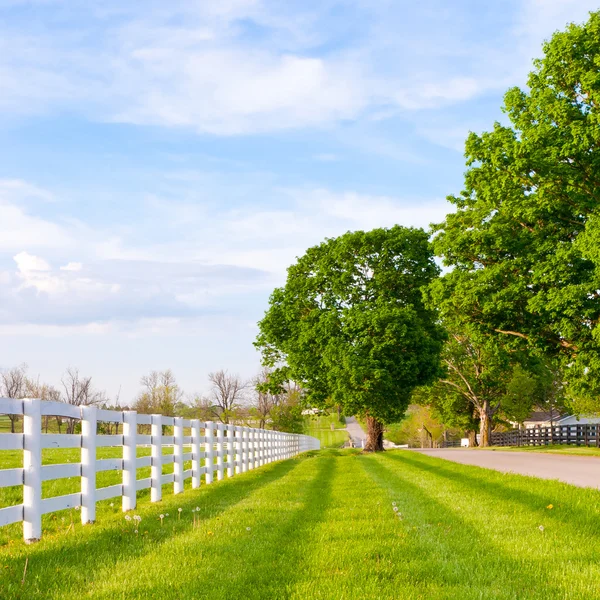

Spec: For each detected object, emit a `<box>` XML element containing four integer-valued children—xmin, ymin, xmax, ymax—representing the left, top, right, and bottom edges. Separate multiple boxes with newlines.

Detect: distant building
<box><xmin>521</xmin><ymin>409</ymin><xmax>600</xmax><ymax>429</ymax></box>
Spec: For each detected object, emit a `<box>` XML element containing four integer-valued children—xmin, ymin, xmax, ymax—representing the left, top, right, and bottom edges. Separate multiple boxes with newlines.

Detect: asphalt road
<box><xmin>345</xmin><ymin>416</ymin><xmax>366</xmax><ymax>448</ymax></box>
<box><xmin>412</xmin><ymin>448</ymin><xmax>600</xmax><ymax>490</ymax></box>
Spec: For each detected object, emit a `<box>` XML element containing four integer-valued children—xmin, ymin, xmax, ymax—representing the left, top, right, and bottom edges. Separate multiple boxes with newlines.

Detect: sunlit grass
<box><xmin>304</xmin><ymin>413</ymin><xmax>348</xmax><ymax>448</ymax></box>
<box><xmin>2</xmin><ymin>449</ymin><xmax>600</xmax><ymax>599</ymax></box>
<box><xmin>481</xmin><ymin>444</ymin><xmax>600</xmax><ymax>456</ymax></box>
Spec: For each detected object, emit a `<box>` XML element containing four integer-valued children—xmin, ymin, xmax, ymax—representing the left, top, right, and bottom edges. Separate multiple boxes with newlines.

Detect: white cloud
<box><xmin>14</xmin><ymin>251</ymin><xmax>51</xmax><ymax>273</ymax></box>
<box><xmin>60</xmin><ymin>262</ymin><xmax>83</xmax><ymax>271</ymax></box>
<box><xmin>0</xmin><ymin>1</ymin><xmax>568</xmax><ymax>135</ymax></box>
<box><xmin>0</xmin><ymin>194</ymin><xmax>70</xmax><ymax>251</ymax></box>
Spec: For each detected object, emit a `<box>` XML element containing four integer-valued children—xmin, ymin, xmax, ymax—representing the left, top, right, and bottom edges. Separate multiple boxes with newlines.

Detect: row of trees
<box><xmin>254</xmin><ymin>11</ymin><xmax>600</xmax><ymax>449</ymax></box>
<box><xmin>0</xmin><ymin>365</ymin><xmax>304</xmax><ymax>434</ymax></box>
<box><xmin>1</xmin><ymin>365</ymin><xmax>104</xmax><ymax>433</ymax></box>
<box><xmin>419</xmin><ymin>11</ymin><xmax>600</xmax><ymax>445</ymax></box>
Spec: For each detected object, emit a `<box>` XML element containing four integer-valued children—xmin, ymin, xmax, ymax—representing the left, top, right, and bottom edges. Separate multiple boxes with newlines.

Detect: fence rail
<box><xmin>0</xmin><ymin>398</ymin><xmax>320</xmax><ymax>542</ymax></box>
<box><xmin>492</xmin><ymin>424</ymin><xmax>600</xmax><ymax>447</ymax></box>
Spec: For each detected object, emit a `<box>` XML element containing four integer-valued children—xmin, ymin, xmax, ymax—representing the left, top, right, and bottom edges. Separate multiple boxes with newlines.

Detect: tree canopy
<box><xmin>255</xmin><ymin>226</ymin><xmax>445</xmax><ymax>450</ymax></box>
<box><xmin>432</xmin><ymin>11</ymin><xmax>600</xmax><ymax>401</ymax></box>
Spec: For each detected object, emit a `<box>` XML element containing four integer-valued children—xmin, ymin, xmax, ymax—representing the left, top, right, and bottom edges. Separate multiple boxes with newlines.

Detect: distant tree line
<box><xmin>0</xmin><ymin>365</ymin><xmax>305</xmax><ymax>434</ymax></box>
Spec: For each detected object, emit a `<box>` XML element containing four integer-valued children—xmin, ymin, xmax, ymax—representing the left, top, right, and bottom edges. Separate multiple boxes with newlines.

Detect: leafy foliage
<box><xmin>432</xmin><ymin>11</ymin><xmax>600</xmax><ymax>400</ymax></box>
<box><xmin>255</xmin><ymin>226</ymin><xmax>445</xmax><ymax>427</ymax></box>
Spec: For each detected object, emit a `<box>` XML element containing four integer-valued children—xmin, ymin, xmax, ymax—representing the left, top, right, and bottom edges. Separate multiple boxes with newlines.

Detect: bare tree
<box><xmin>26</xmin><ymin>377</ymin><xmax>61</xmax><ymax>433</ymax></box>
<box><xmin>252</xmin><ymin>368</ymin><xmax>281</xmax><ymax>428</ymax></box>
<box><xmin>208</xmin><ymin>370</ymin><xmax>247</xmax><ymax>423</ymax></box>
<box><xmin>1</xmin><ymin>364</ymin><xmax>28</xmax><ymax>432</ymax></box>
<box><xmin>134</xmin><ymin>369</ymin><xmax>182</xmax><ymax>416</ymax></box>
<box><xmin>61</xmin><ymin>367</ymin><xmax>104</xmax><ymax>434</ymax></box>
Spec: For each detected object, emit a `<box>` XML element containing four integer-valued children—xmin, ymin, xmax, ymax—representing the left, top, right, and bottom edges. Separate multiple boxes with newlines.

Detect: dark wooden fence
<box><xmin>492</xmin><ymin>424</ymin><xmax>600</xmax><ymax>447</ymax></box>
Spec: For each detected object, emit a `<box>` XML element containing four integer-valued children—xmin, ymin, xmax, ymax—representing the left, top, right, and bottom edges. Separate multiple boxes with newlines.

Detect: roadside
<box><xmin>412</xmin><ymin>448</ymin><xmax>600</xmax><ymax>490</ymax></box>
<box><xmin>480</xmin><ymin>445</ymin><xmax>600</xmax><ymax>457</ymax></box>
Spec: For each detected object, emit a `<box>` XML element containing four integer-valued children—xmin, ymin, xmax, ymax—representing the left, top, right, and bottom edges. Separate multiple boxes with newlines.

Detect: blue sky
<box><xmin>0</xmin><ymin>0</ymin><xmax>597</xmax><ymax>403</ymax></box>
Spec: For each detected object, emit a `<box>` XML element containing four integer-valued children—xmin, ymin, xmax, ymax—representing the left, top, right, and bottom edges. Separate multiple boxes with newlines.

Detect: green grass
<box><xmin>2</xmin><ymin>449</ymin><xmax>600</xmax><ymax>598</ymax></box>
<box><xmin>0</xmin><ymin>447</ymin><xmax>189</xmax><ymax>520</ymax></box>
<box><xmin>304</xmin><ymin>413</ymin><xmax>349</xmax><ymax>448</ymax></box>
<box><xmin>482</xmin><ymin>444</ymin><xmax>600</xmax><ymax>456</ymax></box>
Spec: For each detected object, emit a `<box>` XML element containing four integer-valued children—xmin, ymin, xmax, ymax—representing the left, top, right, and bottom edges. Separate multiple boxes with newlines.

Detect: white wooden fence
<box><xmin>0</xmin><ymin>398</ymin><xmax>320</xmax><ymax>542</ymax></box>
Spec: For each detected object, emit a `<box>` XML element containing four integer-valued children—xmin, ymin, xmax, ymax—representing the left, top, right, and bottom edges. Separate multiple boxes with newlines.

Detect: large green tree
<box><xmin>432</xmin><ymin>11</ymin><xmax>600</xmax><ymax>401</ymax></box>
<box><xmin>255</xmin><ymin>226</ymin><xmax>445</xmax><ymax>451</ymax></box>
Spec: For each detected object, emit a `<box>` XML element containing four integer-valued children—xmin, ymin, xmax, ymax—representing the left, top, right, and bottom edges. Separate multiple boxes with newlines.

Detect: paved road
<box><xmin>412</xmin><ymin>448</ymin><xmax>600</xmax><ymax>490</ymax></box>
<box><xmin>345</xmin><ymin>417</ymin><xmax>366</xmax><ymax>448</ymax></box>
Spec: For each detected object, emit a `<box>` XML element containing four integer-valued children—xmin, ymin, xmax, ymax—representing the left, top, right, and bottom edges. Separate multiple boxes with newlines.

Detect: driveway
<box><xmin>345</xmin><ymin>417</ymin><xmax>366</xmax><ymax>448</ymax></box>
<box><xmin>412</xmin><ymin>448</ymin><xmax>600</xmax><ymax>490</ymax></box>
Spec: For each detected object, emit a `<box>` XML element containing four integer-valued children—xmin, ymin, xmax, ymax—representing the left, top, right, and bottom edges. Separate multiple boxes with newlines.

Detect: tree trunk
<box><xmin>468</xmin><ymin>429</ymin><xmax>477</xmax><ymax>447</ymax></box>
<box><xmin>479</xmin><ymin>400</ymin><xmax>492</xmax><ymax>447</ymax></box>
<box><xmin>364</xmin><ymin>416</ymin><xmax>384</xmax><ymax>452</ymax></box>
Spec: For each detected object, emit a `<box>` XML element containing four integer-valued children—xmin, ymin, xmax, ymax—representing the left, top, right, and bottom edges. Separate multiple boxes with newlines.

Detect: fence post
<box><xmin>122</xmin><ymin>410</ymin><xmax>137</xmax><ymax>512</ymax></box>
<box><xmin>235</xmin><ymin>425</ymin><xmax>242</xmax><ymax>475</ymax></box>
<box><xmin>174</xmin><ymin>417</ymin><xmax>184</xmax><ymax>494</ymax></box>
<box><xmin>191</xmin><ymin>419</ymin><xmax>202</xmax><ymax>489</ymax></box>
<box><xmin>254</xmin><ymin>429</ymin><xmax>260</xmax><ymax>468</ymax></box>
<box><xmin>248</xmin><ymin>428</ymin><xmax>255</xmax><ymax>470</ymax></box>
<box><xmin>240</xmin><ymin>425</ymin><xmax>248</xmax><ymax>473</ymax></box>
<box><xmin>205</xmin><ymin>422</ymin><xmax>214</xmax><ymax>484</ymax></box>
<box><xmin>258</xmin><ymin>429</ymin><xmax>264</xmax><ymax>466</ymax></box>
<box><xmin>268</xmin><ymin>430</ymin><xmax>273</xmax><ymax>463</ymax></box>
<box><xmin>227</xmin><ymin>424</ymin><xmax>234</xmax><ymax>477</ymax></box>
<box><xmin>81</xmin><ymin>405</ymin><xmax>97</xmax><ymax>524</ymax></box>
<box><xmin>151</xmin><ymin>414</ymin><xmax>163</xmax><ymax>501</ymax></box>
<box><xmin>23</xmin><ymin>398</ymin><xmax>41</xmax><ymax>543</ymax></box>
<box><xmin>216</xmin><ymin>423</ymin><xmax>224</xmax><ymax>481</ymax></box>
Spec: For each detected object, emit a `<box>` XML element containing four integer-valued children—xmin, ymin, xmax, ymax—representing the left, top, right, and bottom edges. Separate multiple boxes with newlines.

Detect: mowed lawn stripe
<box><xmin>3</xmin><ymin>450</ymin><xmax>600</xmax><ymax>599</ymax></box>
<box><xmin>288</xmin><ymin>449</ymin><xmax>413</xmax><ymax>600</ymax></box>
<box><xmin>370</xmin><ymin>451</ymin><xmax>600</xmax><ymax>599</ymax></box>
<box><xmin>90</xmin><ymin>453</ymin><xmax>336</xmax><ymax>599</ymax></box>
<box><xmin>0</xmin><ymin>457</ymin><xmax>305</xmax><ymax>600</ymax></box>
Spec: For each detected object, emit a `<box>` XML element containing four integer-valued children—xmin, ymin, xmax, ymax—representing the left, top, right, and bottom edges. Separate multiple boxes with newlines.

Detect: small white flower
<box><xmin>178</xmin><ymin>508</ymin><xmax>182</xmax><ymax>512</ymax></box>
<box><xmin>125</xmin><ymin>515</ymin><xmax>132</xmax><ymax>521</ymax></box>
<box><xmin>196</xmin><ymin>506</ymin><xmax>200</xmax><ymax>511</ymax></box>
<box><xmin>133</xmin><ymin>515</ymin><xmax>141</xmax><ymax>522</ymax></box>
<box><xmin>165</xmin><ymin>513</ymin><xmax>169</xmax><ymax>517</ymax></box>
<box><xmin>392</xmin><ymin>502</ymin><xmax>397</xmax><ymax>507</ymax></box>
<box><xmin>393</xmin><ymin>506</ymin><xmax>399</xmax><ymax>513</ymax></box>
<box><xmin>246</xmin><ymin>527</ymin><xmax>251</xmax><ymax>531</ymax></box>
<box><xmin>539</xmin><ymin>525</ymin><xmax>545</xmax><ymax>532</ymax></box>
<box><xmin>75</xmin><ymin>506</ymin><xmax>80</xmax><ymax>511</ymax></box>
<box><xmin>160</xmin><ymin>514</ymin><xmax>164</xmax><ymax>519</ymax></box>
<box><xmin>110</xmin><ymin>503</ymin><xmax>114</xmax><ymax>508</ymax></box>
<box><xmin>134</xmin><ymin>529</ymin><xmax>138</xmax><ymax>534</ymax></box>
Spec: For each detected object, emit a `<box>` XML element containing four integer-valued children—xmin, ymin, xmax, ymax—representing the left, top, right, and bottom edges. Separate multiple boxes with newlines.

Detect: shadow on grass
<box><xmin>360</xmin><ymin>455</ymin><xmax>572</xmax><ymax>599</ymax></box>
<box><xmin>120</xmin><ymin>454</ymin><xmax>337</xmax><ymax>599</ymax></box>
<box><xmin>0</xmin><ymin>459</ymin><xmax>303</xmax><ymax>600</ymax></box>
<box><xmin>387</xmin><ymin>451</ymin><xmax>600</xmax><ymax>536</ymax></box>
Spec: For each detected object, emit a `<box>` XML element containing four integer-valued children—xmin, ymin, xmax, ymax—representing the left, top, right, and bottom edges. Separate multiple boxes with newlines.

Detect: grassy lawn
<box><xmin>2</xmin><ymin>449</ymin><xmax>600</xmax><ymax>598</ymax></box>
<box><xmin>304</xmin><ymin>413</ymin><xmax>349</xmax><ymax>448</ymax></box>
<box><xmin>482</xmin><ymin>444</ymin><xmax>600</xmax><ymax>457</ymax></box>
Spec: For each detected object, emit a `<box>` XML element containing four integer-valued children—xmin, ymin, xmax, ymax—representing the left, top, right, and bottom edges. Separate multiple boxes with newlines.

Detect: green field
<box><xmin>304</xmin><ymin>413</ymin><xmax>349</xmax><ymax>448</ymax></box>
<box><xmin>2</xmin><ymin>449</ymin><xmax>600</xmax><ymax>599</ymax></box>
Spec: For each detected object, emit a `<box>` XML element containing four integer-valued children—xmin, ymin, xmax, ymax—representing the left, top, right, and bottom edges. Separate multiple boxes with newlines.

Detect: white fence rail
<box><xmin>0</xmin><ymin>398</ymin><xmax>320</xmax><ymax>542</ymax></box>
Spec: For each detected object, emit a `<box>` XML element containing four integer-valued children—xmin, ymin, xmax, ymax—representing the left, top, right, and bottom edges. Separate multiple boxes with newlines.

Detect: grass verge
<box><xmin>481</xmin><ymin>445</ymin><xmax>600</xmax><ymax>456</ymax></box>
<box><xmin>2</xmin><ymin>449</ymin><xmax>600</xmax><ymax>599</ymax></box>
